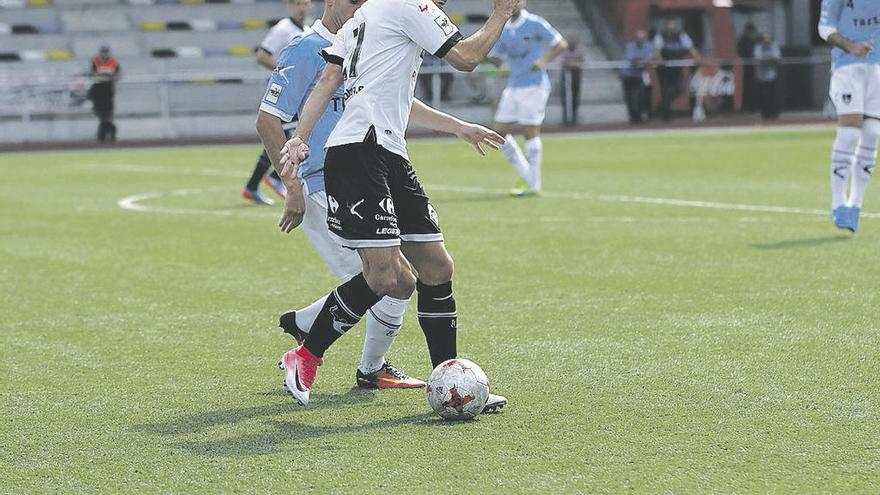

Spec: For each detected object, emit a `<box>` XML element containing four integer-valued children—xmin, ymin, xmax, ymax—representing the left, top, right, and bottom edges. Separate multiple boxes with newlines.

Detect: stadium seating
<box><xmin>0</xmin><ymin>0</ymin><xmax>626</xmax><ymax>142</ymax></box>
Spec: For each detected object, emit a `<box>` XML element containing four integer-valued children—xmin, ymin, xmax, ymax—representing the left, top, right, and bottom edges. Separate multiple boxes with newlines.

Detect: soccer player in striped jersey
<box><xmin>819</xmin><ymin>0</ymin><xmax>880</xmax><ymax>232</ymax></box>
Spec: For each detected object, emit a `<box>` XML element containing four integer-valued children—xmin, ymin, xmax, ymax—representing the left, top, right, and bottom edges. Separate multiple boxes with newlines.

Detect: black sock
<box><xmin>303</xmin><ymin>274</ymin><xmax>381</xmax><ymax>358</ymax></box>
<box><xmin>417</xmin><ymin>280</ymin><xmax>457</xmax><ymax>369</ymax></box>
<box><xmin>269</xmin><ymin>169</ymin><xmax>281</xmax><ymax>180</ymax></box>
<box><xmin>245</xmin><ymin>150</ymin><xmax>273</xmax><ymax>191</ymax></box>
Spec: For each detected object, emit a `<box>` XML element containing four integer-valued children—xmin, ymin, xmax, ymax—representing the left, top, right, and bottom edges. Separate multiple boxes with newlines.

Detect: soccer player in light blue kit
<box><xmin>488</xmin><ymin>0</ymin><xmax>567</xmax><ymax>196</ymax></box>
<box><xmin>819</xmin><ymin>0</ymin><xmax>880</xmax><ymax>232</ymax></box>
<box><xmin>256</xmin><ymin>0</ymin><xmax>425</xmax><ymax>389</ymax></box>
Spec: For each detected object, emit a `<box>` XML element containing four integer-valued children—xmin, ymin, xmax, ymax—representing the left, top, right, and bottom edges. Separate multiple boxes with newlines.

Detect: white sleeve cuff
<box><xmin>259</xmin><ymin>103</ymin><xmax>294</xmax><ymax>122</ymax></box>
<box><xmin>818</xmin><ymin>25</ymin><xmax>837</xmax><ymax>41</ymax></box>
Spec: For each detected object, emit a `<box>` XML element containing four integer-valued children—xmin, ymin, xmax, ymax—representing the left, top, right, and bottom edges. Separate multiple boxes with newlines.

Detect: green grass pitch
<box><xmin>2</xmin><ymin>128</ymin><xmax>879</xmax><ymax>493</ymax></box>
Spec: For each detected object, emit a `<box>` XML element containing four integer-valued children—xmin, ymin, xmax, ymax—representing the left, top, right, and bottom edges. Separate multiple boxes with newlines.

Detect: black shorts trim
<box><xmin>434</xmin><ymin>32</ymin><xmax>463</xmax><ymax>59</ymax></box>
<box><xmin>321</xmin><ymin>50</ymin><xmax>344</xmax><ymax>66</ymax></box>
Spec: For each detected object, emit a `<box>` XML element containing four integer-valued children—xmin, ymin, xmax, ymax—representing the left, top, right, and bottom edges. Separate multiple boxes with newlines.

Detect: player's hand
<box><xmin>848</xmin><ymin>41</ymin><xmax>873</xmax><ymax>57</ymax></box>
<box><xmin>530</xmin><ymin>59</ymin><xmax>546</xmax><ymax>71</ymax></box>
<box><xmin>279</xmin><ymin>184</ymin><xmax>306</xmax><ymax>233</ymax></box>
<box><xmin>280</xmin><ymin>137</ymin><xmax>309</xmax><ymax>185</ymax></box>
<box><xmin>455</xmin><ymin>123</ymin><xmax>506</xmax><ymax>156</ymax></box>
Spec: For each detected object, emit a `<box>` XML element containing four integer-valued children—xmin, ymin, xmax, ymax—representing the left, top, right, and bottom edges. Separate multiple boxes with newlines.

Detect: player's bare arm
<box><xmin>255</xmin><ymin>111</ymin><xmax>306</xmax><ymax>232</ymax></box>
<box><xmin>410</xmin><ymin>99</ymin><xmax>505</xmax><ymax>156</ymax></box>
<box><xmin>827</xmin><ymin>32</ymin><xmax>873</xmax><ymax>57</ymax></box>
<box><xmin>280</xmin><ymin>63</ymin><xmax>344</xmax><ymax>177</ymax></box>
<box><xmin>531</xmin><ymin>38</ymin><xmax>568</xmax><ymax>71</ymax></box>
<box><xmin>256</xmin><ymin>48</ymin><xmax>277</xmax><ymax>70</ymax></box>
<box><xmin>443</xmin><ymin>0</ymin><xmax>517</xmax><ymax>71</ymax></box>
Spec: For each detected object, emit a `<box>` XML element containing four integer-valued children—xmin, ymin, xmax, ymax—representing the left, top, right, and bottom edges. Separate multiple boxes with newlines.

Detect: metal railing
<box><xmin>0</xmin><ymin>53</ymin><xmax>836</xmax><ymax>139</ymax></box>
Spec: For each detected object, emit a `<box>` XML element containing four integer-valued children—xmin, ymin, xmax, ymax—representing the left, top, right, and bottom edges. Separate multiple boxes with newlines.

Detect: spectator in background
<box><xmin>418</xmin><ymin>52</ymin><xmax>453</xmax><ymax>103</ymax></box>
<box><xmin>737</xmin><ymin>22</ymin><xmax>759</xmax><ymax>111</ymax></box>
<box><xmin>621</xmin><ymin>29</ymin><xmax>656</xmax><ymax>124</ymax></box>
<box><xmin>560</xmin><ymin>34</ymin><xmax>586</xmax><ymax>126</ymax></box>
<box><xmin>654</xmin><ymin>19</ymin><xmax>701</xmax><ymax>121</ymax></box>
<box><xmin>754</xmin><ymin>33</ymin><xmax>781</xmax><ymax>120</ymax></box>
<box><xmin>88</xmin><ymin>44</ymin><xmax>121</xmax><ymax>143</ymax></box>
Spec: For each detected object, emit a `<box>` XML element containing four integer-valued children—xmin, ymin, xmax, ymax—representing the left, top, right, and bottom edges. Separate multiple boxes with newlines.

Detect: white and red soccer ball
<box><xmin>426</xmin><ymin>358</ymin><xmax>490</xmax><ymax>420</ymax></box>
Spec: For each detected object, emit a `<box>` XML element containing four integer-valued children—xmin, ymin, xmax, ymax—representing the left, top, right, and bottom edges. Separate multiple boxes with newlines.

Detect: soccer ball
<box><xmin>426</xmin><ymin>358</ymin><xmax>490</xmax><ymax>420</ymax></box>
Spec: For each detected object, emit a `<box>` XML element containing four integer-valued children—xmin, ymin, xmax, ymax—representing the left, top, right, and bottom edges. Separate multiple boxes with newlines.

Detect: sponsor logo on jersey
<box><xmin>419</xmin><ymin>3</ymin><xmax>429</xmax><ymax>12</ymax></box>
<box><xmin>379</xmin><ymin>197</ymin><xmax>396</xmax><ymax>215</ymax></box>
<box><xmin>851</xmin><ymin>16</ymin><xmax>880</xmax><ymax>28</ymax></box>
<box><xmin>349</xmin><ymin>199</ymin><xmax>365</xmax><ymax>219</ymax></box>
<box><xmin>277</xmin><ymin>65</ymin><xmax>297</xmax><ymax>82</ymax></box>
<box><xmin>265</xmin><ymin>83</ymin><xmax>283</xmax><ymax>104</ymax></box>
<box><xmin>342</xmin><ymin>85</ymin><xmax>365</xmax><ymax>100</ymax></box>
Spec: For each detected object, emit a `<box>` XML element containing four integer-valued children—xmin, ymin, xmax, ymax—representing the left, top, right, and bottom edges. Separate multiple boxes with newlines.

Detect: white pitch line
<box><xmin>117</xmin><ymin>188</ymin><xmax>277</xmax><ymax>218</ymax></box>
<box><xmin>112</xmin><ymin>175</ymin><xmax>880</xmax><ymax>218</ymax></box>
<box><xmin>92</xmin><ymin>163</ymin><xmax>248</xmax><ymax>178</ymax></box>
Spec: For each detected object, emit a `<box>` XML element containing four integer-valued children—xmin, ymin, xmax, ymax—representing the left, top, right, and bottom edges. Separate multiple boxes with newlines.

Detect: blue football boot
<box><xmin>833</xmin><ymin>206</ymin><xmax>857</xmax><ymax>232</ymax></box>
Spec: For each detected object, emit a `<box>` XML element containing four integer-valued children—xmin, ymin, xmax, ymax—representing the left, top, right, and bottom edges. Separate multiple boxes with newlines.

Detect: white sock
<box><xmin>524</xmin><ymin>137</ymin><xmax>543</xmax><ymax>191</ymax></box>
<box><xmin>293</xmin><ymin>294</ymin><xmax>328</xmax><ymax>333</ymax></box>
<box><xmin>831</xmin><ymin>127</ymin><xmax>860</xmax><ymax>209</ymax></box>
<box><xmin>359</xmin><ymin>296</ymin><xmax>409</xmax><ymax>374</ymax></box>
<box><xmin>850</xmin><ymin>119</ymin><xmax>880</xmax><ymax>208</ymax></box>
<box><xmin>500</xmin><ymin>135</ymin><xmax>531</xmax><ymax>183</ymax></box>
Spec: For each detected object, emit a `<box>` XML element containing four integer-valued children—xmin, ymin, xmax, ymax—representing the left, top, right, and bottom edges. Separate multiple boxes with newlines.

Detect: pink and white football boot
<box><xmin>279</xmin><ymin>345</ymin><xmax>322</xmax><ymax>406</ymax></box>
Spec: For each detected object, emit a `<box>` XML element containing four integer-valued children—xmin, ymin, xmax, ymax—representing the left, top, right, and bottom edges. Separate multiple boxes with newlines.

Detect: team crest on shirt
<box><xmin>435</xmin><ymin>15</ymin><xmax>454</xmax><ymax>36</ymax></box>
<box><xmin>265</xmin><ymin>83</ymin><xmax>283</xmax><ymax>104</ymax></box>
<box><xmin>328</xmin><ymin>195</ymin><xmax>339</xmax><ymax>214</ymax></box>
<box><xmin>843</xmin><ymin>93</ymin><xmax>853</xmax><ymax>104</ymax></box>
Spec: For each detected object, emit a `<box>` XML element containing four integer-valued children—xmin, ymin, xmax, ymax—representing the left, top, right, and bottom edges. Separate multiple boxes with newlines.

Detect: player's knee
<box><xmin>396</xmin><ymin>266</ymin><xmax>418</xmax><ymax>298</ymax></box>
<box><xmin>418</xmin><ymin>253</ymin><xmax>454</xmax><ymax>286</ymax></box>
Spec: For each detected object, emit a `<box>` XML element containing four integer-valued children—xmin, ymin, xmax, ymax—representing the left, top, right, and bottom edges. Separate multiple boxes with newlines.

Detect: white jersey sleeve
<box><xmin>399</xmin><ymin>0</ymin><xmax>462</xmax><ymax>58</ymax></box>
<box><xmin>261</xmin><ymin>19</ymin><xmax>305</xmax><ymax>55</ymax></box>
<box><xmin>818</xmin><ymin>0</ymin><xmax>843</xmax><ymax>40</ymax></box>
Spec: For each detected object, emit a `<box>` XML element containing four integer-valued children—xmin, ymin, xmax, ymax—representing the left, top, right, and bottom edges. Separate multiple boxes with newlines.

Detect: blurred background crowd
<box><xmin>0</xmin><ymin>0</ymin><xmax>833</xmax><ymax>144</ymax></box>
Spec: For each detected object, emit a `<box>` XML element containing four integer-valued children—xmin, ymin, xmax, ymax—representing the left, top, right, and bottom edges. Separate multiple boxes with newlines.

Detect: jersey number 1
<box><xmin>350</xmin><ymin>22</ymin><xmax>367</xmax><ymax>78</ymax></box>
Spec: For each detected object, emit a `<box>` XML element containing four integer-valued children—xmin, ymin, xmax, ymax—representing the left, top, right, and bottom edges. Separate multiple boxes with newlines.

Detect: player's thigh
<box><xmin>301</xmin><ymin>191</ymin><xmax>363</xmax><ymax>281</ymax></box>
<box><xmin>389</xmin><ymin>161</ymin><xmax>443</xmax><ymax>245</ymax></box>
<box><xmin>864</xmin><ymin>64</ymin><xmax>880</xmax><ymax>121</ymax></box>
<box><xmin>517</xmin><ymin>85</ymin><xmax>550</xmax><ymax>127</ymax></box>
<box><xmin>494</xmin><ymin>87</ymin><xmax>521</xmax><ymax>125</ymax></box>
<box><xmin>387</xmin><ymin>161</ymin><xmax>452</xmax><ymax>284</ymax></box>
<box><xmin>830</xmin><ymin>64</ymin><xmax>867</xmax><ymax>120</ymax></box>
<box><xmin>401</xmin><ymin>240</ymin><xmax>453</xmax><ymax>285</ymax></box>
<box><xmin>323</xmin><ymin>143</ymin><xmax>398</xmax><ymax>249</ymax></box>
